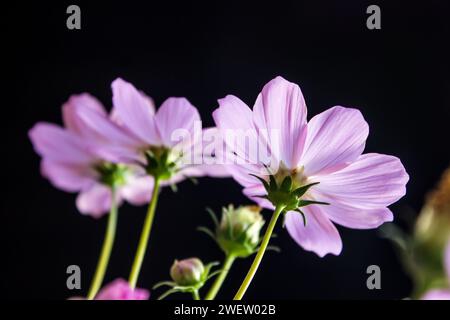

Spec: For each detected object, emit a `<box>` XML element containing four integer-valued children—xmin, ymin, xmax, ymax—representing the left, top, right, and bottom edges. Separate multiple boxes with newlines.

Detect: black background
<box><xmin>3</xmin><ymin>0</ymin><xmax>450</xmax><ymax>300</ymax></box>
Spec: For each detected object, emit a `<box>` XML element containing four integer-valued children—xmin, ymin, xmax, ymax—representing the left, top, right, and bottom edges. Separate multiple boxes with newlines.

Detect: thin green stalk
<box><xmin>128</xmin><ymin>177</ymin><xmax>161</xmax><ymax>288</ymax></box>
<box><xmin>233</xmin><ymin>205</ymin><xmax>285</xmax><ymax>300</ymax></box>
<box><xmin>87</xmin><ymin>187</ymin><xmax>118</xmax><ymax>300</ymax></box>
<box><xmin>205</xmin><ymin>254</ymin><xmax>236</xmax><ymax>300</ymax></box>
<box><xmin>192</xmin><ymin>290</ymin><xmax>200</xmax><ymax>300</ymax></box>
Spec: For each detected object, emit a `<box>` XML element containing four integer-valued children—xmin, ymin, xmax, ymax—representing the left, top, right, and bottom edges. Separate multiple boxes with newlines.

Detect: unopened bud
<box><xmin>217</xmin><ymin>205</ymin><xmax>265</xmax><ymax>258</ymax></box>
<box><xmin>170</xmin><ymin>258</ymin><xmax>205</xmax><ymax>287</ymax></box>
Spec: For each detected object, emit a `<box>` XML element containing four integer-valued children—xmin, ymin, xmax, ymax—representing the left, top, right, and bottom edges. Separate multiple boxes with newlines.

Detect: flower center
<box><xmin>95</xmin><ymin>162</ymin><xmax>129</xmax><ymax>187</ymax></box>
<box><xmin>144</xmin><ymin>146</ymin><xmax>179</xmax><ymax>180</ymax></box>
<box><xmin>273</xmin><ymin>164</ymin><xmax>309</xmax><ymax>190</ymax></box>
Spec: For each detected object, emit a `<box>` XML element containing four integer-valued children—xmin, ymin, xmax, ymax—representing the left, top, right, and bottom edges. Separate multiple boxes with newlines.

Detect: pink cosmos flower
<box><xmin>422</xmin><ymin>241</ymin><xmax>450</xmax><ymax>300</ymax></box>
<box><xmin>90</xmin><ymin>78</ymin><xmax>229</xmax><ymax>182</ymax></box>
<box><xmin>29</xmin><ymin>94</ymin><xmax>153</xmax><ymax>218</ymax></box>
<box><xmin>70</xmin><ymin>278</ymin><xmax>150</xmax><ymax>300</ymax></box>
<box><xmin>213</xmin><ymin>76</ymin><xmax>409</xmax><ymax>257</ymax></box>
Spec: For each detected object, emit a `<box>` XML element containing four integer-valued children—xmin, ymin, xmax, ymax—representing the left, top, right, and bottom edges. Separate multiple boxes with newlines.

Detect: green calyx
<box><xmin>95</xmin><ymin>162</ymin><xmax>129</xmax><ymax>187</ymax></box>
<box><xmin>144</xmin><ymin>147</ymin><xmax>178</xmax><ymax>180</ymax></box>
<box><xmin>251</xmin><ymin>174</ymin><xmax>329</xmax><ymax>226</ymax></box>
<box><xmin>153</xmin><ymin>259</ymin><xmax>220</xmax><ymax>300</ymax></box>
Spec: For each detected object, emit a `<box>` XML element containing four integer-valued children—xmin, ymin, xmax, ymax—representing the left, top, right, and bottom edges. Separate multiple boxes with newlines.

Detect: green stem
<box><xmin>128</xmin><ymin>177</ymin><xmax>161</xmax><ymax>288</ymax></box>
<box><xmin>205</xmin><ymin>254</ymin><xmax>236</xmax><ymax>300</ymax></box>
<box><xmin>87</xmin><ymin>187</ymin><xmax>118</xmax><ymax>300</ymax></box>
<box><xmin>233</xmin><ymin>205</ymin><xmax>285</xmax><ymax>300</ymax></box>
<box><xmin>192</xmin><ymin>290</ymin><xmax>200</xmax><ymax>300</ymax></box>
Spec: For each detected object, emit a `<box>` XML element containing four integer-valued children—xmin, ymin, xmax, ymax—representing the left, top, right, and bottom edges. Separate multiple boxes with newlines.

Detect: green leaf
<box><xmin>170</xmin><ymin>183</ymin><xmax>178</xmax><ymax>193</ymax></box>
<box><xmin>280</xmin><ymin>176</ymin><xmax>293</xmax><ymax>192</ymax></box>
<box><xmin>197</xmin><ymin>226</ymin><xmax>217</xmax><ymax>242</ymax></box>
<box><xmin>298</xmin><ymin>200</ymin><xmax>329</xmax><ymax>207</ymax></box>
<box><xmin>269</xmin><ymin>174</ymin><xmax>278</xmax><ymax>191</ymax></box>
<box><xmin>266</xmin><ymin>245</ymin><xmax>281</xmax><ymax>253</ymax></box>
<box><xmin>157</xmin><ymin>288</ymin><xmax>179</xmax><ymax>300</ymax></box>
<box><xmin>205</xmin><ymin>207</ymin><xmax>219</xmax><ymax>227</ymax></box>
<box><xmin>291</xmin><ymin>182</ymin><xmax>320</xmax><ymax>198</ymax></box>
<box><xmin>295</xmin><ymin>209</ymin><xmax>307</xmax><ymax>226</ymax></box>
<box><xmin>153</xmin><ymin>281</ymin><xmax>176</xmax><ymax>290</ymax></box>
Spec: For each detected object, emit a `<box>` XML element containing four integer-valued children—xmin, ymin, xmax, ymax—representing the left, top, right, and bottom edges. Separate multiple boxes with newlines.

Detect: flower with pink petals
<box><xmin>29</xmin><ymin>94</ymin><xmax>153</xmax><ymax>218</ymax></box>
<box><xmin>92</xmin><ymin>78</ymin><xmax>229</xmax><ymax>184</ymax></box>
<box><xmin>422</xmin><ymin>241</ymin><xmax>450</xmax><ymax>300</ymax></box>
<box><xmin>213</xmin><ymin>76</ymin><xmax>409</xmax><ymax>257</ymax></box>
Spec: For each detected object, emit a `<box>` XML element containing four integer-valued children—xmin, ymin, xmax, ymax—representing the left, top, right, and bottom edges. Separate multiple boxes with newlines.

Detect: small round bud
<box><xmin>217</xmin><ymin>205</ymin><xmax>265</xmax><ymax>258</ymax></box>
<box><xmin>170</xmin><ymin>258</ymin><xmax>205</xmax><ymax>286</ymax></box>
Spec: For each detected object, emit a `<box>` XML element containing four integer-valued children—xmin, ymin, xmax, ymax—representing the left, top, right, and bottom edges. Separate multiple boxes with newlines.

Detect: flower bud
<box><xmin>217</xmin><ymin>205</ymin><xmax>265</xmax><ymax>258</ymax></box>
<box><xmin>170</xmin><ymin>258</ymin><xmax>205</xmax><ymax>287</ymax></box>
<box><xmin>408</xmin><ymin>167</ymin><xmax>450</xmax><ymax>296</ymax></box>
<box><xmin>415</xmin><ymin>167</ymin><xmax>450</xmax><ymax>251</ymax></box>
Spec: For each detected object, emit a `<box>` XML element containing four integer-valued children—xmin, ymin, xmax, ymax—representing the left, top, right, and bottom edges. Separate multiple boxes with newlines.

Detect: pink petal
<box><xmin>76</xmin><ymin>184</ymin><xmax>121</xmax><ymax>218</ymax></box>
<box><xmin>285</xmin><ymin>205</ymin><xmax>343</xmax><ymax>257</ymax></box>
<box><xmin>29</xmin><ymin>123</ymin><xmax>93</xmax><ymax>164</ymax></box>
<box><xmin>111</xmin><ymin>78</ymin><xmax>159</xmax><ymax>145</ymax></box>
<box><xmin>95</xmin><ymin>278</ymin><xmax>150</xmax><ymax>300</ymax></box>
<box><xmin>41</xmin><ymin>160</ymin><xmax>96</xmax><ymax>192</ymax></box>
<box><xmin>213</xmin><ymin>95</ymin><xmax>262</xmax><ymax>163</ymax></box>
<box><xmin>193</xmin><ymin>163</ymin><xmax>232</xmax><ymax>178</ymax></box>
<box><xmin>120</xmin><ymin>175</ymin><xmax>154</xmax><ymax>205</ymax></box>
<box><xmin>301</xmin><ymin>106</ymin><xmax>369</xmax><ymax>176</ymax></box>
<box><xmin>422</xmin><ymin>289</ymin><xmax>450</xmax><ymax>300</ymax></box>
<box><xmin>66</xmin><ymin>98</ymin><xmax>139</xmax><ymax>146</ymax></box>
<box><xmin>242</xmin><ymin>184</ymin><xmax>274</xmax><ymax>209</ymax></box>
<box><xmin>314</xmin><ymin>203</ymin><xmax>393</xmax><ymax>229</ymax></box>
<box><xmin>315</xmin><ymin>153</ymin><xmax>409</xmax><ymax>210</ymax></box>
<box><xmin>155</xmin><ymin>97</ymin><xmax>200</xmax><ymax>147</ymax></box>
<box><xmin>63</xmin><ymin>93</ymin><xmax>107</xmax><ymax>134</ymax></box>
<box><xmin>94</xmin><ymin>144</ymin><xmax>146</xmax><ymax>164</ymax></box>
<box><xmin>253</xmin><ymin>76</ymin><xmax>308</xmax><ymax>169</ymax></box>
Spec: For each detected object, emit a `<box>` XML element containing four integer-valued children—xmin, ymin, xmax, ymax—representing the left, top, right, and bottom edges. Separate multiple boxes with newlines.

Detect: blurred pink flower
<box><xmin>422</xmin><ymin>241</ymin><xmax>450</xmax><ymax>300</ymax></box>
<box><xmin>213</xmin><ymin>76</ymin><xmax>409</xmax><ymax>257</ymax></box>
<box><xmin>29</xmin><ymin>94</ymin><xmax>153</xmax><ymax>218</ymax></box>
<box><xmin>95</xmin><ymin>278</ymin><xmax>150</xmax><ymax>300</ymax></box>
<box><xmin>70</xmin><ymin>278</ymin><xmax>149</xmax><ymax>300</ymax></box>
<box><xmin>93</xmin><ymin>78</ymin><xmax>229</xmax><ymax>183</ymax></box>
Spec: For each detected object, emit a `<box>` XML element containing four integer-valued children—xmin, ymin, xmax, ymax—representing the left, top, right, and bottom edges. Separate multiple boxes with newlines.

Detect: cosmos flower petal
<box><xmin>120</xmin><ymin>175</ymin><xmax>154</xmax><ymax>205</ymax></box>
<box><xmin>76</xmin><ymin>184</ymin><xmax>121</xmax><ymax>218</ymax></box>
<box><xmin>243</xmin><ymin>184</ymin><xmax>274</xmax><ymax>209</ymax></box>
<box><xmin>155</xmin><ymin>97</ymin><xmax>200</xmax><ymax>147</ymax></box>
<box><xmin>63</xmin><ymin>93</ymin><xmax>107</xmax><ymax>134</ymax></box>
<box><xmin>318</xmin><ymin>204</ymin><xmax>393</xmax><ymax>229</ymax></box>
<box><xmin>285</xmin><ymin>205</ymin><xmax>342</xmax><ymax>257</ymax></box>
<box><xmin>111</xmin><ymin>78</ymin><xmax>159</xmax><ymax>144</ymax></box>
<box><xmin>95</xmin><ymin>278</ymin><xmax>150</xmax><ymax>300</ymax></box>
<box><xmin>213</xmin><ymin>95</ymin><xmax>261</xmax><ymax>161</ymax></box>
<box><xmin>65</xmin><ymin>97</ymin><xmax>140</xmax><ymax>147</ymax></box>
<box><xmin>29</xmin><ymin>123</ymin><xmax>93</xmax><ymax>164</ymax></box>
<box><xmin>253</xmin><ymin>76</ymin><xmax>307</xmax><ymax>168</ymax></box>
<box><xmin>301</xmin><ymin>106</ymin><xmax>369</xmax><ymax>176</ymax></box>
<box><xmin>40</xmin><ymin>160</ymin><xmax>96</xmax><ymax>192</ymax></box>
<box><xmin>422</xmin><ymin>289</ymin><xmax>450</xmax><ymax>300</ymax></box>
<box><xmin>315</xmin><ymin>153</ymin><xmax>409</xmax><ymax>209</ymax></box>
